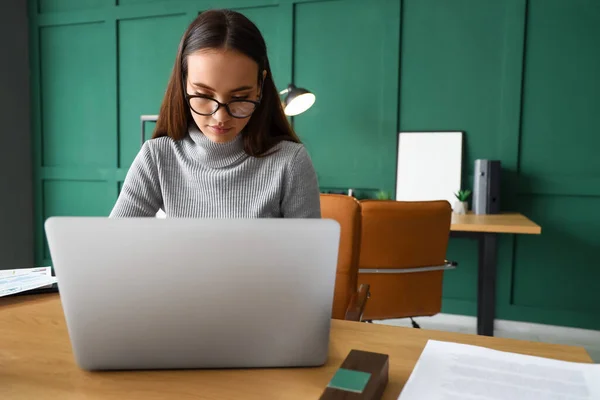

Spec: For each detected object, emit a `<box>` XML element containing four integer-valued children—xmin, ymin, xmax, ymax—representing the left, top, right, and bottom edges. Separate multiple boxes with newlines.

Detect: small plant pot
<box><xmin>453</xmin><ymin>201</ymin><xmax>468</xmax><ymax>215</ymax></box>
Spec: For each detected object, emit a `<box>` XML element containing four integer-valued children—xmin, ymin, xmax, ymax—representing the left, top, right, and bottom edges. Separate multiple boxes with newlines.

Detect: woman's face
<box><xmin>185</xmin><ymin>49</ymin><xmax>261</xmax><ymax>143</ymax></box>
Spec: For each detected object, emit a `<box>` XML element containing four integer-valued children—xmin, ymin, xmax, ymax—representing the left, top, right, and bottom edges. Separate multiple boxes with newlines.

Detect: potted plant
<box><xmin>453</xmin><ymin>189</ymin><xmax>471</xmax><ymax>214</ymax></box>
<box><xmin>375</xmin><ymin>190</ymin><xmax>392</xmax><ymax>200</ymax></box>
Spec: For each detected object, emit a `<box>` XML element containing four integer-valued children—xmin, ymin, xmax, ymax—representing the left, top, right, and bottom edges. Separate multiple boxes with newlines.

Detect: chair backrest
<box><xmin>319</xmin><ymin>194</ymin><xmax>362</xmax><ymax>320</ymax></box>
<box><xmin>357</xmin><ymin>200</ymin><xmax>452</xmax><ymax>320</ymax></box>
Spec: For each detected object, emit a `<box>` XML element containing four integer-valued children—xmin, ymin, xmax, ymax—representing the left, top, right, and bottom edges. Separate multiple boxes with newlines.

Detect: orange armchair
<box><xmin>320</xmin><ymin>194</ymin><xmax>370</xmax><ymax>321</ymax></box>
<box><xmin>357</xmin><ymin>200</ymin><xmax>454</xmax><ymax>321</ymax></box>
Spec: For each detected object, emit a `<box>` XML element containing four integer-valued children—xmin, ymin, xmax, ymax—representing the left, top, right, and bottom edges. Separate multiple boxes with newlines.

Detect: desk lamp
<box><xmin>279</xmin><ymin>84</ymin><xmax>316</xmax><ymax>116</ymax></box>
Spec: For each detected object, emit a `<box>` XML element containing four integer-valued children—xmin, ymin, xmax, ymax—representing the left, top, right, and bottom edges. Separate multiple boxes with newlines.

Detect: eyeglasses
<box><xmin>185</xmin><ymin>94</ymin><xmax>260</xmax><ymax>118</ymax></box>
<box><xmin>184</xmin><ymin>80</ymin><xmax>264</xmax><ymax>119</ymax></box>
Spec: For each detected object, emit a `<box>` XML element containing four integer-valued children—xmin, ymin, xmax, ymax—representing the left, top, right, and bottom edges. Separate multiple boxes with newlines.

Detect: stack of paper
<box><xmin>399</xmin><ymin>340</ymin><xmax>600</xmax><ymax>400</ymax></box>
<box><xmin>0</xmin><ymin>267</ymin><xmax>57</xmax><ymax>297</ymax></box>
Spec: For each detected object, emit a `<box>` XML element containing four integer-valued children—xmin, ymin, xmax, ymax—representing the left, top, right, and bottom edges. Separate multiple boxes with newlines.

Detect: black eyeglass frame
<box><xmin>183</xmin><ymin>77</ymin><xmax>265</xmax><ymax>119</ymax></box>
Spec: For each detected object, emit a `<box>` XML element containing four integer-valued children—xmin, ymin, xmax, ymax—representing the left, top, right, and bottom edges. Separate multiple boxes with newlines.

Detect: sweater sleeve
<box><xmin>109</xmin><ymin>142</ymin><xmax>163</xmax><ymax>217</ymax></box>
<box><xmin>281</xmin><ymin>146</ymin><xmax>321</xmax><ymax>218</ymax></box>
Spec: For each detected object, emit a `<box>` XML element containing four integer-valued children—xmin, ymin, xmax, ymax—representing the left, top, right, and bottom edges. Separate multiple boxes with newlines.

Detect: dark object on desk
<box><xmin>473</xmin><ymin>159</ymin><xmax>501</xmax><ymax>215</ymax></box>
<box><xmin>319</xmin><ymin>350</ymin><xmax>389</xmax><ymax>399</ymax></box>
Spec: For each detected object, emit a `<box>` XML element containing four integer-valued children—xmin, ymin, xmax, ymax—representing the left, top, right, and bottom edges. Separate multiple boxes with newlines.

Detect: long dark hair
<box><xmin>152</xmin><ymin>9</ymin><xmax>300</xmax><ymax>156</ymax></box>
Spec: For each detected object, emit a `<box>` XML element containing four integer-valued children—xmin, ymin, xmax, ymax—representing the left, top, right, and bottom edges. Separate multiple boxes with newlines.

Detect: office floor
<box><xmin>376</xmin><ymin>314</ymin><xmax>600</xmax><ymax>363</ymax></box>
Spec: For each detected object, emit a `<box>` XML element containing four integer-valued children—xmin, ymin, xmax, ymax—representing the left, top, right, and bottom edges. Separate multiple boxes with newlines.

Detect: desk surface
<box><xmin>451</xmin><ymin>212</ymin><xmax>542</xmax><ymax>234</ymax></box>
<box><xmin>1</xmin><ymin>294</ymin><xmax>590</xmax><ymax>399</ymax></box>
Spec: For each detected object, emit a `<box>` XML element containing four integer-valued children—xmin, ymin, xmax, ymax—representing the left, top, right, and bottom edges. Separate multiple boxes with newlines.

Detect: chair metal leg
<box><xmin>410</xmin><ymin>317</ymin><xmax>420</xmax><ymax>329</ymax></box>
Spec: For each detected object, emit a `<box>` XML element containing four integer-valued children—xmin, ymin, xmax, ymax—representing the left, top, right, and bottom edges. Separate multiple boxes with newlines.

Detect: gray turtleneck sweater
<box><xmin>109</xmin><ymin>127</ymin><xmax>321</xmax><ymax>218</ymax></box>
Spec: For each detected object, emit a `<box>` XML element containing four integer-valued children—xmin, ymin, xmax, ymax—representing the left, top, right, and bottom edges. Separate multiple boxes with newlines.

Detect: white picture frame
<box><xmin>395</xmin><ymin>131</ymin><xmax>463</xmax><ymax>205</ymax></box>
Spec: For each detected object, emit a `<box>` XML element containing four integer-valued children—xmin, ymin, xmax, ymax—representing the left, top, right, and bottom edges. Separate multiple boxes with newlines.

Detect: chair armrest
<box><xmin>359</xmin><ymin>260</ymin><xmax>458</xmax><ymax>275</ymax></box>
<box><xmin>344</xmin><ymin>283</ymin><xmax>371</xmax><ymax>322</ymax></box>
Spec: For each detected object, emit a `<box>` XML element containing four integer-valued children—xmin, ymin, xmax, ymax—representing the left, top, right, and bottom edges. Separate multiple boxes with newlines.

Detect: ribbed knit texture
<box><xmin>110</xmin><ymin>126</ymin><xmax>321</xmax><ymax>218</ymax></box>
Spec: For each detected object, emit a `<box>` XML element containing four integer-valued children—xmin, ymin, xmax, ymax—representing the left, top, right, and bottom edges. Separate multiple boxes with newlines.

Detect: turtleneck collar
<box><xmin>188</xmin><ymin>125</ymin><xmax>247</xmax><ymax>168</ymax></box>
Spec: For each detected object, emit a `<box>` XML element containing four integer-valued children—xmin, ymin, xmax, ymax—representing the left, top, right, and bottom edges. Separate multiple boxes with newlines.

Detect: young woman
<box><xmin>110</xmin><ymin>9</ymin><xmax>321</xmax><ymax>218</ymax></box>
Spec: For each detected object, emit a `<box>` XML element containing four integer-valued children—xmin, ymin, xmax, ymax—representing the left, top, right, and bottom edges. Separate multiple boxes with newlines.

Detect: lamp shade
<box><xmin>280</xmin><ymin>84</ymin><xmax>315</xmax><ymax>116</ymax></box>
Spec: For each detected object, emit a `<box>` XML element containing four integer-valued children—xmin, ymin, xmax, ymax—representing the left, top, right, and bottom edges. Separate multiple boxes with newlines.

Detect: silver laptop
<box><xmin>44</xmin><ymin>217</ymin><xmax>340</xmax><ymax>371</ymax></box>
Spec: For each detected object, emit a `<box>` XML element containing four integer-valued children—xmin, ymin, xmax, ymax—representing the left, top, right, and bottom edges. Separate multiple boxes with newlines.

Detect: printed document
<box><xmin>398</xmin><ymin>339</ymin><xmax>600</xmax><ymax>400</ymax></box>
<box><xmin>0</xmin><ymin>267</ymin><xmax>56</xmax><ymax>297</ymax></box>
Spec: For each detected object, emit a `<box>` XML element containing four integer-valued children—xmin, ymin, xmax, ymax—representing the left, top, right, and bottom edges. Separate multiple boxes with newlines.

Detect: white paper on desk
<box><xmin>0</xmin><ymin>266</ymin><xmax>52</xmax><ymax>279</ymax></box>
<box><xmin>0</xmin><ymin>267</ymin><xmax>57</xmax><ymax>297</ymax></box>
<box><xmin>398</xmin><ymin>340</ymin><xmax>600</xmax><ymax>400</ymax></box>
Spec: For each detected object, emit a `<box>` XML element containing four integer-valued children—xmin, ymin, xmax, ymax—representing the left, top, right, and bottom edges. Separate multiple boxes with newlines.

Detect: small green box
<box><xmin>327</xmin><ymin>368</ymin><xmax>372</xmax><ymax>393</ymax></box>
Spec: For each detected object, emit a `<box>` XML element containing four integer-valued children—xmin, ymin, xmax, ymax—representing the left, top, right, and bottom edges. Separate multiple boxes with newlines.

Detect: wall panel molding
<box><xmin>293</xmin><ymin>0</ymin><xmax>400</xmax><ymax>193</ymax></box>
<box><xmin>36</xmin><ymin>0</ymin><xmax>281</xmax><ymax>25</ymax></box>
<box><xmin>518</xmin><ymin>176</ymin><xmax>600</xmax><ymax>197</ymax></box>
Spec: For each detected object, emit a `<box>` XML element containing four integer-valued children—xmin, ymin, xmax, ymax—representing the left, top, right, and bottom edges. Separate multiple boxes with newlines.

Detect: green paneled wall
<box><xmin>294</xmin><ymin>0</ymin><xmax>399</xmax><ymax>192</ymax></box>
<box><xmin>509</xmin><ymin>0</ymin><xmax>600</xmax><ymax>326</ymax></box>
<box><xmin>39</xmin><ymin>0</ymin><xmax>109</xmax><ymax>13</ymax></box>
<box><xmin>118</xmin><ymin>14</ymin><xmax>188</xmax><ymax>167</ymax></box>
<box><xmin>28</xmin><ymin>0</ymin><xmax>600</xmax><ymax>330</ymax></box>
<box><xmin>41</xmin><ymin>22</ymin><xmax>114</xmax><ymax>168</ymax></box>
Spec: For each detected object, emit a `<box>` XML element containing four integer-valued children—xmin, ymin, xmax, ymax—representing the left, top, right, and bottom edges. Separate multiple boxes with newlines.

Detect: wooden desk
<box><xmin>451</xmin><ymin>212</ymin><xmax>541</xmax><ymax>234</ymax></box>
<box><xmin>450</xmin><ymin>212</ymin><xmax>542</xmax><ymax>337</ymax></box>
<box><xmin>0</xmin><ymin>294</ymin><xmax>590</xmax><ymax>399</ymax></box>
